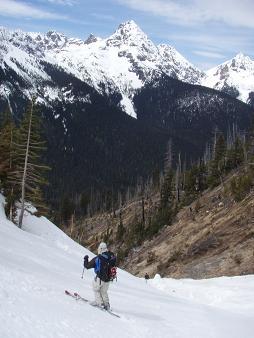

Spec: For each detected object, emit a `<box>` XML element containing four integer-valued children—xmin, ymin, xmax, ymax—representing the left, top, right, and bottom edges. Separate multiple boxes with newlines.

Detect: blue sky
<box><xmin>0</xmin><ymin>0</ymin><xmax>253</xmax><ymax>70</ymax></box>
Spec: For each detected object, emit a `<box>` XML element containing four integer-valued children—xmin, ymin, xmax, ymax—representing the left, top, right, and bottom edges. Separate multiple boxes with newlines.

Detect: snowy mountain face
<box><xmin>1</xmin><ymin>195</ymin><xmax>254</xmax><ymax>338</ymax></box>
<box><xmin>158</xmin><ymin>44</ymin><xmax>203</xmax><ymax>84</ymax></box>
<box><xmin>203</xmin><ymin>53</ymin><xmax>254</xmax><ymax>104</ymax></box>
<box><xmin>0</xmin><ymin>21</ymin><xmax>203</xmax><ymax>118</ymax></box>
<box><xmin>47</xmin><ymin>20</ymin><xmax>204</xmax><ymax>117</ymax></box>
<box><xmin>1</xmin><ymin>22</ymin><xmax>254</xmax><ymax>118</ymax></box>
<box><xmin>1</xmin><ymin>23</ymin><xmax>253</xmax><ymax>203</ymax></box>
<box><xmin>1</xmin><ymin>22</ymin><xmax>253</xmax><ymax>117</ymax></box>
<box><xmin>0</xmin><ymin>27</ymin><xmax>75</xmax><ymax>109</ymax></box>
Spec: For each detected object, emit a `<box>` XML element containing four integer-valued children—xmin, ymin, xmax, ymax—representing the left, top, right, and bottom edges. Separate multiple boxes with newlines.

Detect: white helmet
<box><xmin>98</xmin><ymin>242</ymin><xmax>108</xmax><ymax>254</ymax></box>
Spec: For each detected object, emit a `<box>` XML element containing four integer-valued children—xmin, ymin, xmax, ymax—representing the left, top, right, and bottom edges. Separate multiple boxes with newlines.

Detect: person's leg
<box><xmin>100</xmin><ymin>282</ymin><xmax>110</xmax><ymax>309</ymax></box>
<box><xmin>92</xmin><ymin>278</ymin><xmax>104</xmax><ymax>306</ymax></box>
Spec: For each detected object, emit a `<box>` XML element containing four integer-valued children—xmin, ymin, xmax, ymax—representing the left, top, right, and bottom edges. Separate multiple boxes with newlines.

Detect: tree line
<box><xmin>114</xmin><ymin>124</ymin><xmax>254</xmax><ymax>261</ymax></box>
<box><xmin>0</xmin><ymin>100</ymin><xmax>49</xmax><ymax>228</ymax></box>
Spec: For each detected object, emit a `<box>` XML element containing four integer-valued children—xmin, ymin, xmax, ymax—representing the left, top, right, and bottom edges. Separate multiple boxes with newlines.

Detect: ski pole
<box><xmin>81</xmin><ymin>266</ymin><xmax>85</xmax><ymax>279</ymax></box>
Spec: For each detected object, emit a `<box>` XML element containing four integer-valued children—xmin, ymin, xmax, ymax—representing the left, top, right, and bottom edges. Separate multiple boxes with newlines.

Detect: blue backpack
<box><xmin>94</xmin><ymin>251</ymin><xmax>117</xmax><ymax>282</ymax></box>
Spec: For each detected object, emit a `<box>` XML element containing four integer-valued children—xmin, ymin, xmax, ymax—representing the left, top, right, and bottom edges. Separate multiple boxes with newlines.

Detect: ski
<box><xmin>65</xmin><ymin>290</ymin><xmax>88</xmax><ymax>302</ymax></box>
<box><xmin>73</xmin><ymin>292</ymin><xmax>89</xmax><ymax>302</ymax></box>
<box><xmin>89</xmin><ymin>303</ymin><xmax>120</xmax><ymax>318</ymax></box>
<box><xmin>65</xmin><ymin>290</ymin><xmax>78</xmax><ymax>299</ymax></box>
<box><xmin>65</xmin><ymin>290</ymin><xmax>120</xmax><ymax>318</ymax></box>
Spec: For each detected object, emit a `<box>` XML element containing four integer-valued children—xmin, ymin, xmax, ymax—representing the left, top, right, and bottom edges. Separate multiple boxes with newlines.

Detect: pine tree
<box><xmin>0</xmin><ymin>107</ymin><xmax>14</xmax><ymax>185</ymax></box>
<box><xmin>183</xmin><ymin>164</ymin><xmax>199</xmax><ymax>203</ymax></box>
<box><xmin>208</xmin><ymin>134</ymin><xmax>226</xmax><ymax>187</ymax></box>
<box><xmin>150</xmin><ymin>139</ymin><xmax>176</xmax><ymax>232</ymax></box>
<box><xmin>9</xmin><ymin>99</ymin><xmax>49</xmax><ymax>228</ymax></box>
<box><xmin>60</xmin><ymin>195</ymin><xmax>74</xmax><ymax>225</ymax></box>
<box><xmin>175</xmin><ymin>153</ymin><xmax>182</xmax><ymax>203</ymax></box>
<box><xmin>0</xmin><ymin>106</ymin><xmax>18</xmax><ymax>220</ymax></box>
<box><xmin>79</xmin><ymin>192</ymin><xmax>89</xmax><ymax>216</ymax></box>
<box><xmin>160</xmin><ymin>138</ymin><xmax>174</xmax><ymax>208</ymax></box>
<box><xmin>160</xmin><ymin>168</ymin><xmax>174</xmax><ymax>209</ymax></box>
<box><xmin>226</xmin><ymin>136</ymin><xmax>244</xmax><ymax>171</ymax></box>
<box><xmin>116</xmin><ymin>209</ymin><xmax>125</xmax><ymax>241</ymax></box>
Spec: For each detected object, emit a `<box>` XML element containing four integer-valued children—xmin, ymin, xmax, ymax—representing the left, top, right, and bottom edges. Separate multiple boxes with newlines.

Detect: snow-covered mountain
<box><xmin>203</xmin><ymin>53</ymin><xmax>254</xmax><ymax>104</ymax></box>
<box><xmin>0</xmin><ymin>26</ymin><xmax>89</xmax><ymax>108</ymax></box>
<box><xmin>0</xmin><ymin>21</ymin><xmax>203</xmax><ymax>117</ymax></box>
<box><xmin>1</xmin><ymin>194</ymin><xmax>254</xmax><ymax>338</ymax></box>
<box><xmin>49</xmin><ymin>20</ymin><xmax>203</xmax><ymax>116</ymax></box>
<box><xmin>1</xmin><ymin>22</ymin><xmax>253</xmax><ymax>116</ymax></box>
<box><xmin>1</xmin><ymin>22</ymin><xmax>253</xmax><ymax>200</ymax></box>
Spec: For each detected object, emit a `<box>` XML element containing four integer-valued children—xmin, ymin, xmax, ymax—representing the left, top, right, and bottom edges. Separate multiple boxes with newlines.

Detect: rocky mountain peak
<box><xmin>106</xmin><ymin>20</ymin><xmax>153</xmax><ymax>48</ymax></box>
<box><xmin>116</xmin><ymin>20</ymin><xmax>144</xmax><ymax>35</ymax></box>
<box><xmin>84</xmin><ymin>33</ymin><xmax>100</xmax><ymax>45</ymax></box>
<box><xmin>203</xmin><ymin>52</ymin><xmax>254</xmax><ymax>102</ymax></box>
<box><xmin>158</xmin><ymin>44</ymin><xmax>204</xmax><ymax>84</ymax></box>
<box><xmin>0</xmin><ymin>27</ymin><xmax>68</xmax><ymax>56</ymax></box>
<box><xmin>42</xmin><ymin>30</ymin><xmax>67</xmax><ymax>50</ymax></box>
<box><xmin>230</xmin><ymin>52</ymin><xmax>254</xmax><ymax>70</ymax></box>
<box><xmin>0</xmin><ymin>26</ymin><xmax>11</xmax><ymax>39</ymax></box>
<box><xmin>234</xmin><ymin>52</ymin><xmax>249</xmax><ymax>61</ymax></box>
<box><xmin>46</xmin><ymin>30</ymin><xmax>65</xmax><ymax>41</ymax></box>
<box><xmin>208</xmin><ymin>53</ymin><xmax>254</xmax><ymax>75</ymax></box>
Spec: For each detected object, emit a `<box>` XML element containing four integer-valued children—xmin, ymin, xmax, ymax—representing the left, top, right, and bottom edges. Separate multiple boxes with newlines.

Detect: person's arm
<box><xmin>84</xmin><ymin>255</ymin><xmax>96</xmax><ymax>269</ymax></box>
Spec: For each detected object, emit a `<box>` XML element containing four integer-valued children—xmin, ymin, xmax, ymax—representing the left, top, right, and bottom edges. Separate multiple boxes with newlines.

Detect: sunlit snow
<box><xmin>0</xmin><ymin>194</ymin><xmax>253</xmax><ymax>338</ymax></box>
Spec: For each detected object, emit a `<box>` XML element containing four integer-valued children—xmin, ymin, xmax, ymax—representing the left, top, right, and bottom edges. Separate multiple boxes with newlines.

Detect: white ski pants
<box><xmin>92</xmin><ymin>277</ymin><xmax>110</xmax><ymax>306</ymax></box>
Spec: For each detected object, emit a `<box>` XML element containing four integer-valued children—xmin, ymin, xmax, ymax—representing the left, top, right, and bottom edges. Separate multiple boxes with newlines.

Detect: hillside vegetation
<box><xmin>66</xmin><ymin>126</ymin><xmax>254</xmax><ymax>279</ymax></box>
<box><xmin>75</xmin><ymin>169</ymin><xmax>254</xmax><ymax>279</ymax></box>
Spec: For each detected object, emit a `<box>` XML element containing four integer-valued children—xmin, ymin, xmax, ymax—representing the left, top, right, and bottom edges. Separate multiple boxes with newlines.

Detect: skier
<box><xmin>83</xmin><ymin>242</ymin><xmax>116</xmax><ymax>310</ymax></box>
<box><xmin>145</xmin><ymin>273</ymin><xmax>150</xmax><ymax>282</ymax></box>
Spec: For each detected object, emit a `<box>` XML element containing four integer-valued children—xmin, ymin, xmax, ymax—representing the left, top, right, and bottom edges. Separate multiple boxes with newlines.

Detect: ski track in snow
<box><xmin>0</xmin><ymin>194</ymin><xmax>254</xmax><ymax>338</ymax></box>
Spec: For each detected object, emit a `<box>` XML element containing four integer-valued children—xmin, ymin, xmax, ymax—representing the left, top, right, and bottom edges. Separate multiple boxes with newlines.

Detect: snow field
<box><xmin>0</xmin><ymin>195</ymin><xmax>254</xmax><ymax>338</ymax></box>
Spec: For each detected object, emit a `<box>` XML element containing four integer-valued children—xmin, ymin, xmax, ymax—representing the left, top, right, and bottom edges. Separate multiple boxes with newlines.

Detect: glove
<box><xmin>83</xmin><ymin>255</ymin><xmax>88</xmax><ymax>267</ymax></box>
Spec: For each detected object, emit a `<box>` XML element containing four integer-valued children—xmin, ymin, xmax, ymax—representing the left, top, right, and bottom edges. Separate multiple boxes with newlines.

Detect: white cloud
<box><xmin>193</xmin><ymin>50</ymin><xmax>225</xmax><ymax>59</ymax></box>
<box><xmin>116</xmin><ymin>0</ymin><xmax>254</xmax><ymax>28</ymax></box>
<box><xmin>167</xmin><ymin>32</ymin><xmax>253</xmax><ymax>54</ymax></box>
<box><xmin>46</xmin><ymin>0</ymin><xmax>77</xmax><ymax>5</ymax></box>
<box><xmin>0</xmin><ymin>0</ymin><xmax>68</xmax><ymax>20</ymax></box>
<box><xmin>90</xmin><ymin>13</ymin><xmax>116</xmax><ymax>22</ymax></box>
<box><xmin>194</xmin><ymin>0</ymin><xmax>254</xmax><ymax>28</ymax></box>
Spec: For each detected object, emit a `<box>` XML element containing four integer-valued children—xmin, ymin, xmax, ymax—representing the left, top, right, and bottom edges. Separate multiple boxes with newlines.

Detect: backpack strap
<box><xmin>94</xmin><ymin>256</ymin><xmax>101</xmax><ymax>274</ymax></box>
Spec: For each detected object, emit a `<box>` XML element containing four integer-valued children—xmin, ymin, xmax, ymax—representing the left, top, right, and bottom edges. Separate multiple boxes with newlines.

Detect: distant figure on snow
<box><xmin>83</xmin><ymin>242</ymin><xmax>116</xmax><ymax>310</ymax></box>
<box><xmin>145</xmin><ymin>272</ymin><xmax>150</xmax><ymax>282</ymax></box>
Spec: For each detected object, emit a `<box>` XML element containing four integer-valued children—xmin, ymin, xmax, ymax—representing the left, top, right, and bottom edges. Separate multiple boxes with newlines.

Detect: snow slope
<box><xmin>0</xmin><ymin>195</ymin><xmax>254</xmax><ymax>338</ymax></box>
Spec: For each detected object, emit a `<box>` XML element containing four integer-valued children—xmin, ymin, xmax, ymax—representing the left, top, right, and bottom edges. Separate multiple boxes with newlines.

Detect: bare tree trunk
<box><xmin>70</xmin><ymin>213</ymin><xmax>75</xmax><ymax>236</ymax></box>
<box><xmin>141</xmin><ymin>196</ymin><xmax>145</xmax><ymax>225</ymax></box>
<box><xmin>175</xmin><ymin>153</ymin><xmax>181</xmax><ymax>203</ymax></box>
<box><xmin>164</xmin><ymin>139</ymin><xmax>172</xmax><ymax>172</ymax></box>
<box><xmin>18</xmin><ymin>101</ymin><xmax>33</xmax><ymax>228</ymax></box>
